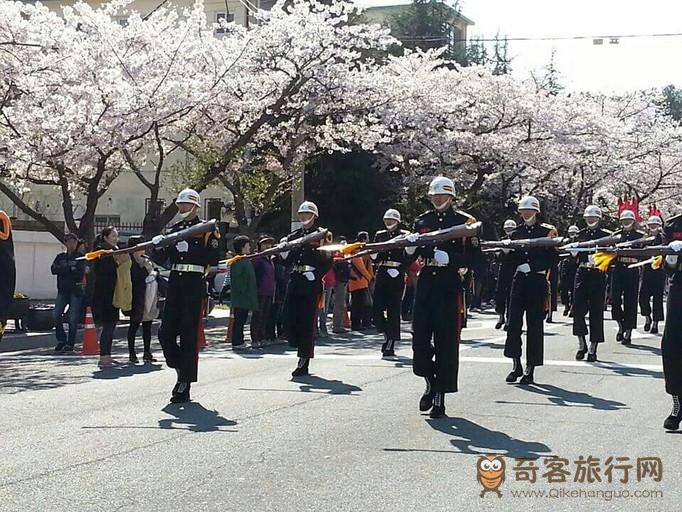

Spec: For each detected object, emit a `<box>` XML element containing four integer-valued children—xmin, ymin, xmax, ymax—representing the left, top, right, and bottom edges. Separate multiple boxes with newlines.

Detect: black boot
<box><xmin>575</xmin><ymin>336</ymin><xmax>587</xmax><ymax>360</ymax></box>
<box><xmin>622</xmin><ymin>329</ymin><xmax>632</xmax><ymax>346</ymax></box>
<box><xmin>419</xmin><ymin>377</ymin><xmax>435</xmax><ymax>412</ymax></box>
<box><xmin>382</xmin><ymin>339</ymin><xmax>395</xmax><ymax>358</ymax></box>
<box><xmin>546</xmin><ymin>311</ymin><xmax>553</xmax><ymax>323</ymax></box>
<box><xmin>586</xmin><ymin>342</ymin><xmax>598</xmax><ymax>362</ymax></box>
<box><xmin>292</xmin><ymin>358</ymin><xmax>310</xmax><ymax>377</ymax></box>
<box><xmin>170</xmin><ymin>382</ymin><xmax>191</xmax><ymax>403</ymax></box>
<box><xmin>664</xmin><ymin>396</ymin><xmax>682</xmax><ymax>431</ymax></box>
<box><xmin>563</xmin><ymin>306</ymin><xmax>570</xmax><ymax>317</ymax></box>
<box><xmin>519</xmin><ymin>366</ymin><xmax>534</xmax><ymax>385</ymax></box>
<box><xmin>429</xmin><ymin>392</ymin><xmax>445</xmax><ymax>418</ymax></box>
<box><xmin>506</xmin><ymin>358</ymin><xmax>523</xmax><ymax>383</ymax></box>
<box><xmin>651</xmin><ymin>321</ymin><xmax>659</xmax><ymax>335</ymax></box>
<box><xmin>616</xmin><ymin>322</ymin><xmax>624</xmax><ymax>342</ymax></box>
<box><xmin>644</xmin><ymin>316</ymin><xmax>652</xmax><ymax>332</ymax></box>
<box><xmin>494</xmin><ymin>314</ymin><xmax>505</xmax><ymax>330</ymax></box>
<box><xmin>143</xmin><ymin>352</ymin><xmax>157</xmax><ymax>363</ymax></box>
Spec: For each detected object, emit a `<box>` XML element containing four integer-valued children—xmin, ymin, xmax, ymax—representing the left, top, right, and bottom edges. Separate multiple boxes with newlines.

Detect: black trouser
<box><xmin>128</xmin><ymin>320</ymin><xmax>152</xmax><ymax>356</ymax></box>
<box><xmin>351</xmin><ymin>289</ymin><xmax>371</xmax><ymax>330</ymax></box>
<box><xmin>159</xmin><ymin>273</ymin><xmax>204</xmax><ymax>382</ymax></box>
<box><xmin>560</xmin><ymin>266</ymin><xmax>577</xmax><ymax>309</ymax></box>
<box><xmin>286</xmin><ymin>291</ymin><xmax>318</xmax><ymax>358</ymax></box>
<box><xmin>549</xmin><ymin>265</ymin><xmax>559</xmax><ymax>312</ymax></box>
<box><xmin>402</xmin><ymin>284</ymin><xmax>415</xmax><ymax>321</ymax></box>
<box><xmin>412</xmin><ymin>269</ymin><xmax>463</xmax><ymax>393</ymax></box>
<box><xmin>373</xmin><ymin>269</ymin><xmax>405</xmax><ymax>341</ymax></box>
<box><xmin>504</xmin><ymin>272</ymin><xmax>547</xmax><ymax>367</ymax></box>
<box><xmin>99</xmin><ymin>321</ymin><xmax>117</xmax><ymax>356</ymax></box>
<box><xmin>232</xmin><ymin>308</ymin><xmax>249</xmax><ymax>346</ymax></box>
<box><xmin>572</xmin><ymin>268</ymin><xmax>606</xmax><ymax>343</ymax></box>
<box><xmin>639</xmin><ymin>269</ymin><xmax>665</xmax><ymax>321</ymax></box>
<box><xmin>610</xmin><ymin>265</ymin><xmax>639</xmax><ymax>329</ymax></box>
<box><xmin>663</xmin><ymin>275</ymin><xmax>682</xmax><ymax>395</ymax></box>
<box><xmin>270</xmin><ymin>301</ymin><xmax>285</xmax><ymax>339</ymax></box>
<box><xmin>494</xmin><ymin>268</ymin><xmax>514</xmax><ymax>317</ymax></box>
<box><xmin>251</xmin><ymin>296</ymin><xmax>272</xmax><ymax>342</ymax></box>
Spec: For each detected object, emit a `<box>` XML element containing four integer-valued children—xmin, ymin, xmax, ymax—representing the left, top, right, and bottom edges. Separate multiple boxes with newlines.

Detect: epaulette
<box><xmin>541</xmin><ymin>223</ymin><xmax>558</xmax><ymax>237</ymax></box>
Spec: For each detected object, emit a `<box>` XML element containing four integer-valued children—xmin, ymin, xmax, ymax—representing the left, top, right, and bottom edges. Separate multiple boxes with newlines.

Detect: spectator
<box><xmin>332</xmin><ymin>237</ymin><xmax>350</xmax><ymax>334</ymax></box>
<box><xmin>251</xmin><ymin>236</ymin><xmax>276</xmax><ymax>347</ymax></box>
<box><xmin>92</xmin><ymin>227</ymin><xmax>131</xmax><ymax>368</ymax></box>
<box><xmin>271</xmin><ymin>251</ymin><xmax>289</xmax><ymax>339</ymax></box>
<box><xmin>318</xmin><ymin>231</ymin><xmax>336</xmax><ymax>337</ymax></box>
<box><xmin>230</xmin><ymin>235</ymin><xmax>258</xmax><ymax>349</ymax></box>
<box><xmin>349</xmin><ymin>234</ymin><xmax>374</xmax><ymax>331</ymax></box>
<box><xmin>125</xmin><ymin>236</ymin><xmax>159</xmax><ymax>364</ymax></box>
<box><xmin>51</xmin><ymin>233</ymin><xmax>86</xmax><ymax>354</ymax></box>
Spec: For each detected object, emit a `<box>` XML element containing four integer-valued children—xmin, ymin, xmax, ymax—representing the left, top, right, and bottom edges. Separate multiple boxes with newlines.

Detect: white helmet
<box><xmin>568</xmin><ymin>225</ymin><xmax>580</xmax><ymax>235</ymax></box>
<box><xmin>619</xmin><ymin>210</ymin><xmax>636</xmax><ymax>222</ymax></box>
<box><xmin>428</xmin><ymin>176</ymin><xmax>456</xmax><ymax>197</ymax></box>
<box><xmin>583</xmin><ymin>205</ymin><xmax>602</xmax><ymax>219</ymax></box>
<box><xmin>647</xmin><ymin>215</ymin><xmax>663</xmax><ymax>226</ymax></box>
<box><xmin>517</xmin><ymin>196</ymin><xmax>540</xmax><ymax>212</ymax></box>
<box><xmin>503</xmin><ymin>219</ymin><xmax>517</xmax><ymax>230</ymax></box>
<box><xmin>176</xmin><ymin>188</ymin><xmax>201</xmax><ymax>207</ymax></box>
<box><xmin>297</xmin><ymin>201</ymin><xmax>319</xmax><ymax>217</ymax></box>
<box><xmin>383</xmin><ymin>209</ymin><xmax>401</xmax><ymax>223</ymax></box>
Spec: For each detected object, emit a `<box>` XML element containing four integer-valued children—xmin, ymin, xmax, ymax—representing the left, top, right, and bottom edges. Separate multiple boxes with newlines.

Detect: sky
<box><xmin>358</xmin><ymin>0</ymin><xmax>682</xmax><ymax>93</ymax></box>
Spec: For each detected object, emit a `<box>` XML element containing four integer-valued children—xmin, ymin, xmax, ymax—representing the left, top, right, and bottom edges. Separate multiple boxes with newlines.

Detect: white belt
<box><xmin>172</xmin><ymin>264</ymin><xmax>205</xmax><ymax>274</ymax></box>
<box><xmin>618</xmin><ymin>257</ymin><xmax>638</xmax><ymax>264</ymax></box>
<box><xmin>380</xmin><ymin>261</ymin><xmax>402</xmax><ymax>268</ymax></box>
<box><xmin>293</xmin><ymin>265</ymin><xmax>316</xmax><ymax>273</ymax></box>
<box><xmin>579</xmin><ymin>262</ymin><xmax>596</xmax><ymax>269</ymax></box>
<box><xmin>423</xmin><ymin>259</ymin><xmax>449</xmax><ymax>268</ymax></box>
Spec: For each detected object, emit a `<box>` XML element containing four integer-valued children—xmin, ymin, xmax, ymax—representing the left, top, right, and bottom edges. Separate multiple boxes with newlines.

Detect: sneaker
<box><xmin>54</xmin><ymin>343</ymin><xmax>66</xmax><ymax>354</ymax></box>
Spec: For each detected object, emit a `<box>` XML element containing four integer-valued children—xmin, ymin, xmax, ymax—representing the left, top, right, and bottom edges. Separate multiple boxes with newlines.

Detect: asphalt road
<box><xmin>0</xmin><ymin>309</ymin><xmax>678</xmax><ymax>512</ymax></box>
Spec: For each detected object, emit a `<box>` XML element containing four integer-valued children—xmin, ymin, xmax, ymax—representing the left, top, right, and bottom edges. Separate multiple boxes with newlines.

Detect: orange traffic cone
<box><xmin>197</xmin><ymin>300</ymin><xmax>207</xmax><ymax>350</ymax></box>
<box><xmin>224</xmin><ymin>307</ymin><xmax>235</xmax><ymax>344</ymax></box>
<box><xmin>81</xmin><ymin>306</ymin><xmax>99</xmax><ymax>356</ymax></box>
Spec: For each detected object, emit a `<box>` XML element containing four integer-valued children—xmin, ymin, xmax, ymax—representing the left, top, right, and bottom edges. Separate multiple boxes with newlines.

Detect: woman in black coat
<box><xmin>92</xmin><ymin>227</ymin><xmax>120</xmax><ymax>368</ymax></box>
<box><xmin>126</xmin><ymin>236</ymin><xmax>158</xmax><ymax>364</ymax></box>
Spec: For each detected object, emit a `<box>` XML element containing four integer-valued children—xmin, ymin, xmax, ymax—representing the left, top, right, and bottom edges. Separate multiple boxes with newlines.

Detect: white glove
<box><xmin>516</xmin><ymin>263</ymin><xmax>531</xmax><ymax>273</ymax></box>
<box><xmin>458</xmin><ymin>268</ymin><xmax>468</xmax><ymax>276</ymax></box>
<box><xmin>280</xmin><ymin>251</ymin><xmax>289</xmax><ymax>260</ymax></box>
<box><xmin>405</xmin><ymin>246</ymin><xmax>417</xmax><ymax>256</ymax></box>
<box><xmin>276</xmin><ymin>242</ymin><xmax>287</xmax><ymax>250</ymax></box>
<box><xmin>666</xmin><ymin>255</ymin><xmax>678</xmax><ymax>266</ymax></box>
<box><xmin>669</xmin><ymin>241</ymin><xmax>682</xmax><ymax>252</ymax></box>
<box><xmin>434</xmin><ymin>249</ymin><xmax>449</xmax><ymax>265</ymax></box>
<box><xmin>303</xmin><ymin>271</ymin><xmax>315</xmax><ymax>281</ymax></box>
<box><xmin>176</xmin><ymin>240</ymin><xmax>189</xmax><ymax>253</ymax></box>
<box><xmin>406</xmin><ymin>233</ymin><xmax>419</xmax><ymax>243</ymax></box>
<box><xmin>502</xmin><ymin>248</ymin><xmax>512</xmax><ymax>255</ymax></box>
<box><xmin>570</xmin><ymin>250</ymin><xmax>578</xmax><ymax>258</ymax></box>
<box><xmin>152</xmin><ymin>235</ymin><xmax>164</xmax><ymax>245</ymax></box>
<box><xmin>387</xmin><ymin>268</ymin><xmax>400</xmax><ymax>278</ymax></box>
<box><xmin>370</xmin><ymin>252</ymin><xmax>378</xmax><ymax>260</ymax></box>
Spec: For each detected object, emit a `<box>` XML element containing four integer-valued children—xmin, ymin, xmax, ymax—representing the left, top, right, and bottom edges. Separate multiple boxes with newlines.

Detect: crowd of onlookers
<box><xmin>49</xmin><ymin>227</ymin><xmax>505</xmax><ymax>363</ymax></box>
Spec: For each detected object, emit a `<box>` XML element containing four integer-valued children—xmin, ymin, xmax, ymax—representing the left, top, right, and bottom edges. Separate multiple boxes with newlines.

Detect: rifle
<box><xmin>480</xmin><ymin>236</ymin><xmax>566</xmax><ymax>251</ymax></box>
<box><xmin>223</xmin><ymin>229</ymin><xmax>328</xmax><ymax>265</ymax></box>
<box><xmin>79</xmin><ymin>219</ymin><xmax>219</xmax><ymax>261</ymax></box>
<box><xmin>560</xmin><ymin>233</ymin><xmax>622</xmax><ymax>251</ymax></box>
<box><xmin>591</xmin><ymin>246</ymin><xmax>676</xmax><ymax>272</ymax></box>
<box><xmin>319</xmin><ymin>221</ymin><xmax>483</xmax><ymax>257</ymax></box>
<box><xmin>564</xmin><ymin>236</ymin><xmax>658</xmax><ymax>254</ymax></box>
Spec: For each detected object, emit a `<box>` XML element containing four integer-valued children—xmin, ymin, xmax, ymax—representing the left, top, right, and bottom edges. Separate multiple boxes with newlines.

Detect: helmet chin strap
<box><xmin>523</xmin><ymin>214</ymin><xmax>536</xmax><ymax>225</ymax></box>
<box><xmin>385</xmin><ymin>221</ymin><xmax>398</xmax><ymax>231</ymax></box>
<box><xmin>586</xmin><ymin>221</ymin><xmax>599</xmax><ymax>228</ymax></box>
<box><xmin>302</xmin><ymin>217</ymin><xmax>315</xmax><ymax>228</ymax></box>
<box><xmin>434</xmin><ymin>199</ymin><xmax>452</xmax><ymax>211</ymax></box>
<box><xmin>179</xmin><ymin>207</ymin><xmax>197</xmax><ymax>219</ymax></box>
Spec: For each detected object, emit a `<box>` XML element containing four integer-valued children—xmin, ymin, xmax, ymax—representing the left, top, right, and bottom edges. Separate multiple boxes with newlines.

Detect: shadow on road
<box><xmin>291</xmin><ymin>375</ymin><xmax>362</xmax><ymax>395</ymax></box>
<box><xmin>384</xmin><ymin>417</ymin><xmax>552</xmax><ymax>458</ymax></box>
<box><xmin>159</xmin><ymin>403</ymin><xmax>237</xmax><ymax>432</ymax></box>
<box><xmin>510</xmin><ymin>383</ymin><xmax>628</xmax><ymax>411</ymax></box>
<box><xmin>92</xmin><ymin>363</ymin><xmax>164</xmax><ymax>380</ymax></box>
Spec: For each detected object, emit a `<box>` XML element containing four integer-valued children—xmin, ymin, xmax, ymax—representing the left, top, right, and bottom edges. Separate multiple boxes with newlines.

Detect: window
<box><xmin>115</xmin><ymin>17</ymin><xmax>129</xmax><ymax>27</ymax></box>
<box><xmin>145</xmin><ymin>198</ymin><xmax>166</xmax><ymax>215</ymax></box>
<box><xmin>205</xmin><ymin>199</ymin><xmax>224</xmax><ymax>221</ymax></box>
<box><xmin>215</xmin><ymin>12</ymin><xmax>235</xmax><ymax>34</ymax></box>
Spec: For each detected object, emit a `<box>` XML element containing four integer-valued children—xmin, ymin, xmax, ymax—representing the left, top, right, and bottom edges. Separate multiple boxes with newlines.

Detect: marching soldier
<box><xmin>559</xmin><ymin>225</ymin><xmax>579</xmax><ymax>317</ymax></box>
<box><xmin>372</xmin><ymin>209</ymin><xmax>409</xmax><ymax>357</ymax></box>
<box><xmin>639</xmin><ymin>215</ymin><xmax>665</xmax><ymax>334</ymax></box>
<box><xmin>571</xmin><ymin>206</ymin><xmax>610</xmax><ymax>361</ymax></box>
<box><xmin>662</xmin><ymin>214</ymin><xmax>682</xmax><ymax>430</ymax></box>
<box><xmin>151</xmin><ymin>189</ymin><xmax>220</xmax><ymax>403</ymax></box>
<box><xmin>610</xmin><ymin>210</ymin><xmax>645</xmax><ymax>345</ymax></box>
<box><xmin>0</xmin><ymin>210</ymin><xmax>15</xmax><ymax>341</ymax></box>
<box><xmin>504</xmin><ymin>196</ymin><xmax>557</xmax><ymax>384</ymax></box>
<box><xmin>279</xmin><ymin>201</ymin><xmax>332</xmax><ymax>377</ymax></box>
<box><xmin>494</xmin><ymin>219</ymin><xmax>517</xmax><ymax>330</ymax></box>
<box><xmin>405</xmin><ymin>176</ymin><xmax>480</xmax><ymax>418</ymax></box>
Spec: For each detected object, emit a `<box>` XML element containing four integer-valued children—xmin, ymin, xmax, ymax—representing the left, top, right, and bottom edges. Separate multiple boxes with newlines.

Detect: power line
<box><xmin>463</xmin><ymin>32</ymin><xmax>682</xmax><ymax>44</ymax></box>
